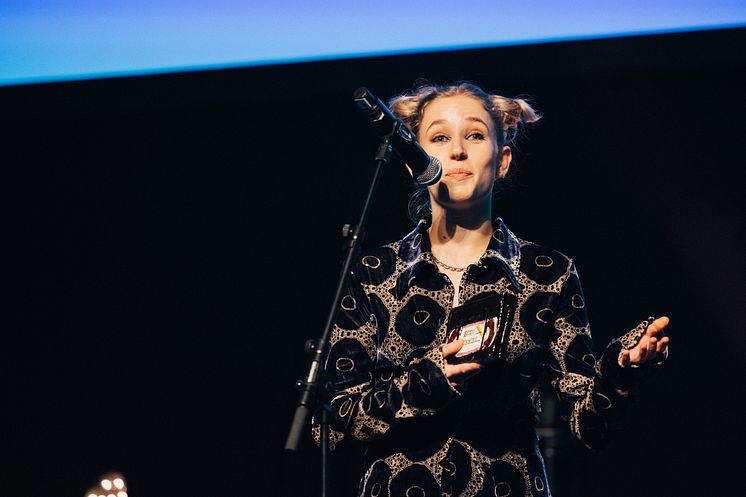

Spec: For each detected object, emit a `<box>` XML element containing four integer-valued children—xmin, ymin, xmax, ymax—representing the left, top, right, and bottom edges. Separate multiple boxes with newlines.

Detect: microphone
<box><xmin>353</xmin><ymin>87</ymin><xmax>442</xmax><ymax>185</ymax></box>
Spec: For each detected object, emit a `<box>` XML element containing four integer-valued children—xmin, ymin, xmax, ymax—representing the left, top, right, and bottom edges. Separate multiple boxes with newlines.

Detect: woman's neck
<box><xmin>428</xmin><ymin>203</ymin><xmax>493</xmax><ymax>267</ymax></box>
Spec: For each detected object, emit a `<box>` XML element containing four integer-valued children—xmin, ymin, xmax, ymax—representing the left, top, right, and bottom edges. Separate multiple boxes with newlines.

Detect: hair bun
<box><xmin>491</xmin><ymin>96</ymin><xmax>541</xmax><ymax>130</ymax></box>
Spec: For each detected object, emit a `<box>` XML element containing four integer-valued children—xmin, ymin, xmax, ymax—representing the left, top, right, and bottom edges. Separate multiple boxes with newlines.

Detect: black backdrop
<box><xmin>5</xmin><ymin>27</ymin><xmax>745</xmax><ymax>497</ymax></box>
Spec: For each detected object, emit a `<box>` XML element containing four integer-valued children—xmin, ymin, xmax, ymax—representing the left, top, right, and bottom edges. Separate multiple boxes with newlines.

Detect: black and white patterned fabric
<box><xmin>316</xmin><ymin>218</ymin><xmax>663</xmax><ymax>497</ymax></box>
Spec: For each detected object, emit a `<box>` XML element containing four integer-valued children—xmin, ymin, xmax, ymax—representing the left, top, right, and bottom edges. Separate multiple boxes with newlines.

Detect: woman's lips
<box><xmin>445</xmin><ymin>168</ymin><xmax>472</xmax><ymax>179</ymax></box>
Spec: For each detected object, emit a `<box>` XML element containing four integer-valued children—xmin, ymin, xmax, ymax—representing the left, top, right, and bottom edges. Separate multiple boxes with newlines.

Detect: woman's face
<box><xmin>417</xmin><ymin>94</ymin><xmax>512</xmax><ymax>213</ymax></box>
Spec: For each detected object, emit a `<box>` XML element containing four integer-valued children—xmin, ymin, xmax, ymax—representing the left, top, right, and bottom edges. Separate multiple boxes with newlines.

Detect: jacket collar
<box><xmin>396</xmin><ymin>218</ymin><xmax>523</xmax><ymax>292</ymax></box>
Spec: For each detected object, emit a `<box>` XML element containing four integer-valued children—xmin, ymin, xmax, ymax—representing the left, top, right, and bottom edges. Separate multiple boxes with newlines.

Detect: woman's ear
<box><xmin>496</xmin><ymin>146</ymin><xmax>512</xmax><ymax>179</ymax></box>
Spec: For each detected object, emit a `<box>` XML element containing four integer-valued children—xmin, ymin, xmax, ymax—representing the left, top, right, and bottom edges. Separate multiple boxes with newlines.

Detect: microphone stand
<box><xmin>284</xmin><ymin>137</ymin><xmax>392</xmax><ymax>497</ymax></box>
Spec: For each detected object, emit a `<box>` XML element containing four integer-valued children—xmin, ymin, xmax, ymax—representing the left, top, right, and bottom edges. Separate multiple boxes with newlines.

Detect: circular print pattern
<box><xmin>389</xmin><ymin>464</ymin><xmax>439</xmax><ymax>497</ymax></box>
<box><xmin>363</xmin><ymin>460</ymin><xmax>391</xmax><ymax>497</ymax></box>
<box><xmin>395</xmin><ymin>295</ymin><xmax>445</xmax><ymax>346</ymax></box>
<box><xmin>519</xmin><ymin>245</ymin><xmax>566</xmax><ymax>285</ymax></box>
<box><xmin>484</xmin><ymin>460</ymin><xmax>525</xmax><ymax>497</ymax></box>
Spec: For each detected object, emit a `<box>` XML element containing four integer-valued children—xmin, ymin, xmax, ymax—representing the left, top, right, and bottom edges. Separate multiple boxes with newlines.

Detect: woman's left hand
<box><xmin>620</xmin><ymin>316</ymin><xmax>670</xmax><ymax>367</ymax></box>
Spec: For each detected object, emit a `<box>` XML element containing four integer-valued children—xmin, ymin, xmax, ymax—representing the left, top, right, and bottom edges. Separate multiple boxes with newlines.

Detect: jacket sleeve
<box><xmin>546</xmin><ymin>260</ymin><xmax>665</xmax><ymax>450</ymax></box>
<box><xmin>313</xmin><ymin>261</ymin><xmax>459</xmax><ymax>450</ymax></box>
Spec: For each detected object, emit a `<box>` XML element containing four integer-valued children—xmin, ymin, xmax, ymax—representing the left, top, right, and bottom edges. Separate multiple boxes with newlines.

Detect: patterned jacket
<box><xmin>319</xmin><ymin>218</ymin><xmax>661</xmax><ymax>497</ymax></box>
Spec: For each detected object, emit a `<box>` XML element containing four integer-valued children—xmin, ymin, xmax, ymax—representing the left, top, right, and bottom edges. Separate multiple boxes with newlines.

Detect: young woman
<box><xmin>321</xmin><ymin>82</ymin><xmax>670</xmax><ymax>497</ymax></box>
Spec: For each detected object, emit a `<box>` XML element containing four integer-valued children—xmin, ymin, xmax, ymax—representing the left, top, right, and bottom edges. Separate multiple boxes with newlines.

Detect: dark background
<box><xmin>5</xmin><ymin>27</ymin><xmax>745</xmax><ymax>497</ymax></box>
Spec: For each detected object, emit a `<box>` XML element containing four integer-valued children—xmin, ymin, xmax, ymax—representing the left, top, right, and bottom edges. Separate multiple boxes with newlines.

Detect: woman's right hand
<box><xmin>442</xmin><ymin>339</ymin><xmax>484</xmax><ymax>388</ymax></box>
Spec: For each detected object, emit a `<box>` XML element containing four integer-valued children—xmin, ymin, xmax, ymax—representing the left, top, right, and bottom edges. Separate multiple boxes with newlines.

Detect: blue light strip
<box><xmin>1</xmin><ymin>0</ymin><xmax>745</xmax><ymax>86</ymax></box>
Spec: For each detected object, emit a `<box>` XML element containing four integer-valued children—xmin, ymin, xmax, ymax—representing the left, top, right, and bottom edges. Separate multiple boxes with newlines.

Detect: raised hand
<box><xmin>442</xmin><ymin>339</ymin><xmax>484</xmax><ymax>387</ymax></box>
<box><xmin>620</xmin><ymin>316</ymin><xmax>670</xmax><ymax>367</ymax></box>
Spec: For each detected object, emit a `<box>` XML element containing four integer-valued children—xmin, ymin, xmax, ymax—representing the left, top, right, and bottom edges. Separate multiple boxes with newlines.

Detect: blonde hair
<box><xmin>388</xmin><ymin>81</ymin><xmax>541</xmax><ymax>223</ymax></box>
<box><xmin>388</xmin><ymin>81</ymin><xmax>540</xmax><ymax>147</ymax></box>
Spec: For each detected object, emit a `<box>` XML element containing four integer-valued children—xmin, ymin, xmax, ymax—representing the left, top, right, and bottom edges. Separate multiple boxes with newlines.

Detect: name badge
<box><xmin>445</xmin><ymin>293</ymin><xmax>518</xmax><ymax>364</ymax></box>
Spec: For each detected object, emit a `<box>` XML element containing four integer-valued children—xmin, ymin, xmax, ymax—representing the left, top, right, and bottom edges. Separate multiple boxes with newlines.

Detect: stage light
<box><xmin>86</xmin><ymin>472</ymin><xmax>128</xmax><ymax>497</ymax></box>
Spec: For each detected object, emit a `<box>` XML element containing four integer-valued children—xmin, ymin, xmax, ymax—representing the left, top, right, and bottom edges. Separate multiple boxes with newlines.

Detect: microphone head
<box><xmin>415</xmin><ymin>157</ymin><xmax>442</xmax><ymax>186</ymax></box>
<box><xmin>353</xmin><ymin>87</ymin><xmax>369</xmax><ymax>100</ymax></box>
<box><xmin>353</xmin><ymin>87</ymin><xmax>378</xmax><ymax>115</ymax></box>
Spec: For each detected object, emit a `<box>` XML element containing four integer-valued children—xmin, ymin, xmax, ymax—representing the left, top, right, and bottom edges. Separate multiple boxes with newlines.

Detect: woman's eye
<box><xmin>467</xmin><ymin>132</ymin><xmax>485</xmax><ymax>140</ymax></box>
<box><xmin>431</xmin><ymin>135</ymin><xmax>448</xmax><ymax>142</ymax></box>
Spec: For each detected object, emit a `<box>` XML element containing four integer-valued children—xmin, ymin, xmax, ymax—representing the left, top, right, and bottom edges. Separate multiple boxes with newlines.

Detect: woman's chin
<box><xmin>433</xmin><ymin>195</ymin><xmax>487</xmax><ymax>212</ymax></box>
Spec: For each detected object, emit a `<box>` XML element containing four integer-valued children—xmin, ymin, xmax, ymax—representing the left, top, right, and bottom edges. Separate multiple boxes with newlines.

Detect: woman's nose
<box><xmin>450</xmin><ymin>139</ymin><xmax>467</xmax><ymax>160</ymax></box>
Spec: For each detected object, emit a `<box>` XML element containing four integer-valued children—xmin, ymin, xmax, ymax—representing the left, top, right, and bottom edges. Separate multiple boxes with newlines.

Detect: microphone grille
<box><xmin>415</xmin><ymin>157</ymin><xmax>442</xmax><ymax>186</ymax></box>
